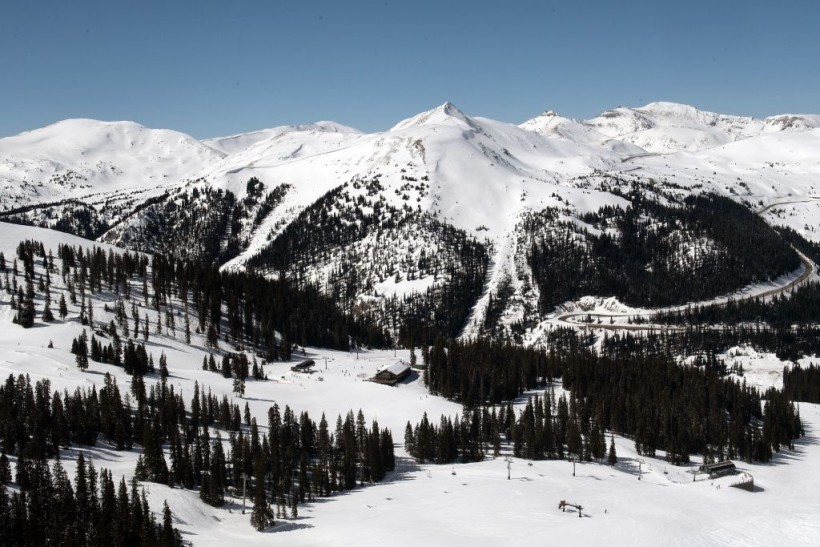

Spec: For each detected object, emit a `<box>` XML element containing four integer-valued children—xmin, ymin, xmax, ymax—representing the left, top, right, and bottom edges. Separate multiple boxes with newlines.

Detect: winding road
<box><xmin>556</xmin><ymin>248</ymin><xmax>817</xmax><ymax>332</ymax></box>
<box><xmin>757</xmin><ymin>195</ymin><xmax>820</xmax><ymax>216</ymax></box>
<box><xmin>553</xmin><ymin>190</ymin><xmax>820</xmax><ymax>332</ymax></box>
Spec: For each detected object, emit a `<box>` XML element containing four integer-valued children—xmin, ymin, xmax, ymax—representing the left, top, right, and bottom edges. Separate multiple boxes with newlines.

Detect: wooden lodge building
<box><xmin>699</xmin><ymin>460</ymin><xmax>737</xmax><ymax>478</ymax></box>
<box><xmin>372</xmin><ymin>361</ymin><xmax>411</xmax><ymax>386</ymax></box>
<box><xmin>291</xmin><ymin>359</ymin><xmax>316</xmax><ymax>373</ymax></box>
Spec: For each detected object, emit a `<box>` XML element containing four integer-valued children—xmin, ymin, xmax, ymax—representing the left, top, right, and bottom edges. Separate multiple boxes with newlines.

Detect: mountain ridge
<box><xmin>3</xmin><ymin>100</ymin><xmax>820</xmax><ymax>342</ymax></box>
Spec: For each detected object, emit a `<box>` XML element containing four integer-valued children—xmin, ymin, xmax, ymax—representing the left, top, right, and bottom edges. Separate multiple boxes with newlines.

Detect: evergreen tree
<box><xmin>249</xmin><ymin>457</ymin><xmax>273</xmax><ymax>531</ymax></box>
<box><xmin>159</xmin><ymin>353</ymin><xmax>169</xmax><ymax>379</ymax></box>
<box><xmin>18</xmin><ymin>273</ymin><xmax>35</xmax><ymax>328</ymax></box>
<box><xmin>75</xmin><ymin>330</ymin><xmax>89</xmax><ymax>371</ymax></box>
<box><xmin>160</xmin><ymin>501</ymin><xmax>180</xmax><ymax>546</ymax></box>
<box><xmin>58</xmin><ymin>294</ymin><xmax>68</xmax><ymax>320</ymax></box>
<box><xmin>608</xmin><ymin>435</ymin><xmax>617</xmax><ymax>465</ymax></box>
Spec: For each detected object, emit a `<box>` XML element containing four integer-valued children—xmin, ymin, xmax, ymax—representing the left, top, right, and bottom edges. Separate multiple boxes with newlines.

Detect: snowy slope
<box><xmin>583</xmin><ymin>101</ymin><xmax>820</xmax><ymax>154</ymax></box>
<box><xmin>203</xmin><ymin>121</ymin><xmax>363</xmax><ymax>156</ymax></box>
<box><xmin>203</xmin><ymin>101</ymin><xmax>628</xmax><ymax>263</ymax></box>
<box><xmin>0</xmin><ymin>119</ymin><xmax>223</xmax><ymax>211</ymax></box>
<box><xmin>519</xmin><ymin>109</ymin><xmax>645</xmax><ymax>155</ymax></box>
<box><xmin>0</xmin><ymin>221</ymin><xmax>460</xmax><ymax>542</ymax></box>
<box><xmin>628</xmin><ymin>127</ymin><xmax>820</xmax><ymax>235</ymax></box>
<box><xmin>237</xmin><ymin>411</ymin><xmax>820</xmax><ymax>547</ymax></box>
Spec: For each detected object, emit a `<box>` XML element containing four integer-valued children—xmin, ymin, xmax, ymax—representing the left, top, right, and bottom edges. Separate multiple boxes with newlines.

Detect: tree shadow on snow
<box><xmin>59</xmin><ymin>444</ymin><xmax>134</xmax><ymax>463</ymax></box>
<box><xmin>264</xmin><ymin>519</ymin><xmax>315</xmax><ymax>533</ymax></box>
<box><xmin>239</xmin><ymin>395</ymin><xmax>279</xmax><ymax>404</ymax></box>
<box><xmin>756</xmin><ymin>424</ymin><xmax>817</xmax><ymax>468</ymax></box>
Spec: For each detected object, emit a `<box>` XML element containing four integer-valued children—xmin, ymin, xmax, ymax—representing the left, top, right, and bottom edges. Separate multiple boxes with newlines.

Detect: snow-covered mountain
<box><xmin>3</xmin><ymin>101</ymin><xmax>820</xmax><ymax>340</ymax></box>
<box><xmin>202</xmin><ymin>121</ymin><xmax>363</xmax><ymax>156</ymax></box>
<box><xmin>584</xmin><ymin>101</ymin><xmax>820</xmax><ymax>153</ymax></box>
<box><xmin>0</xmin><ymin>118</ymin><xmax>223</xmax><ymax>207</ymax></box>
<box><xmin>0</xmin><ymin>118</ymin><xmax>224</xmax><ymax>237</ymax></box>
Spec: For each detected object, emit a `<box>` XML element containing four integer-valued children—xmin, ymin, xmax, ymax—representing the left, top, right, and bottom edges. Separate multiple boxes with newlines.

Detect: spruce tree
<box><xmin>159</xmin><ymin>353</ymin><xmax>169</xmax><ymax>379</ymax></box>
<box><xmin>18</xmin><ymin>273</ymin><xmax>35</xmax><ymax>328</ymax></box>
<box><xmin>249</xmin><ymin>457</ymin><xmax>273</xmax><ymax>531</ymax></box>
<box><xmin>608</xmin><ymin>435</ymin><xmax>617</xmax><ymax>465</ymax></box>
<box><xmin>41</xmin><ymin>289</ymin><xmax>54</xmax><ymax>322</ymax></box>
<box><xmin>58</xmin><ymin>294</ymin><xmax>68</xmax><ymax>320</ymax></box>
<box><xmin>160</xmin><ymin>501</ymin><xmax>180</xmax><ymax>546</ymax></box>
<box><xmin>75</xmin><ymin>330</ymin><xmax>89</xmax><ymax>371</ymax></box>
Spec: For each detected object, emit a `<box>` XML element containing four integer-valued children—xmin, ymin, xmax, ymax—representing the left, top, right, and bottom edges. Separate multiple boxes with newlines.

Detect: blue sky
<box><xmin>1</xmin><ymin>0</ymin><xmax>818</xmax><ymax>138</ymax></box>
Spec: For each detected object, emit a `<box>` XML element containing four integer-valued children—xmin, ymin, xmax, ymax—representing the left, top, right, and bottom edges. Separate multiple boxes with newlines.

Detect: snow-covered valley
<box><xmin>0</xmin><ymin>221</ymin><xmax>819</xmax><ymax>545</ymax></box>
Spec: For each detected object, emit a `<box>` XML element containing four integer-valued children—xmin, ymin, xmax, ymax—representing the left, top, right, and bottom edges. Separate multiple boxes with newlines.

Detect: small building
<box><xmin>372</xmin><ymin>361</ymin><xmax>411</xmax><ymax>386</ymax></box>
<box><xmin>291</xmin><ymin>359</ymin><xmax>315</xmax><ymax>373</ymax></box>
<box><xmin>699</xmin><ymin>460</ymin><xmax>737</xmax><ymax>478</ymax></box>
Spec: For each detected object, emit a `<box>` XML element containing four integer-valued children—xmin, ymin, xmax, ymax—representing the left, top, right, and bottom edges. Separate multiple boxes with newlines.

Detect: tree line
<box><xmin>406</xmin><ymin>392</ymin><xmax>618</xmax><ymax>466</ymax></box>
<box><xmin>415</xmin><ymin>329</ymin><xmax>802</xmax><ymax>466</ymax></box>
<box><xmin>783</xmin><ymin>363</ymin><xmax>820</xmax><ymax>403</ymax></box>
<box><xmin>423</xmin><ymin>331</ymin><xmax>580</xmax><ymax>407</ymax></box>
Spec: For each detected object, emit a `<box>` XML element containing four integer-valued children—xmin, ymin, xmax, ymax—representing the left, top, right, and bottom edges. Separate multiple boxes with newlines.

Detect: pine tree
<box><xmin>207</xmin><ymin>323</ymin><xmax>219</xmax><ymax>349</ymax></box>
<box><xmin>0</xmin><ymin>453</ymin><xmax>10</xmax><ymax>485</ymax></box>
<box><xmin>233</xmin><ymin>376</ymin><xmax>246</xmax><ymax>398</ymax></box>
<box><xmin>159</xmin><ymin>353</ymin><xmax>169</xmax><ymax>379</ymax></box>
<box><xmin>249</xmin><ymin>457</ymin><xmax>273</xmax><ymax>531</ymax></box>
<box><xmin>608</xmin><ymin>435</ymin><xmax>617</xmax><ymax>465</ymax></box>
<box><xmin>221</xmin><ymin>354</ymin><xmax>232</xmax><ymax>379</ymax></box>
<box><xmin>184</xmin><ymin>313</ymin><xmax>191</xmax><ymax>344</ymax></box>
<box><xmin>41</xmin><ymin>289</ymin><xmax>54</xmax><ymax>322</ymax></box>
<box><xmin>18</xmin><ymin>273</ymin><xmax>35</xmax><ymax>328</ymax></box>
<box><xmin>208</xmin><ymin>432</ymin><xmax>227</xmax><ymax>507</ymax></box>
<box><xmin>75</xmin><ymin>330</ymin><xmax>89</xmax><ymax>371</ymax></box>
<box><xmin>58</xmin><ymin>294</ymin><xmax>68</xmax><ymax>320</ymax></box>
<box><xmin>160</xmin><ymin>501</ymin><xmax>180</xmax><ymax>546</ymax></box>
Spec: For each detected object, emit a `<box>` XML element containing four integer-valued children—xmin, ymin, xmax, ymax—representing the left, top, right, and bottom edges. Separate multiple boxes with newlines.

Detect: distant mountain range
<box><xmin>2</xmin><ymin>101</ymin><xmax>819</xmax><ymax>341</ymax></box>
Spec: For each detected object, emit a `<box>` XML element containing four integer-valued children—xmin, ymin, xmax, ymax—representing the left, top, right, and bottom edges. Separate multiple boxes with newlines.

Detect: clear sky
<box><xmin>2</xmin><ymin>0</ymin><xmax>818</xmax><ymax>138</ymax></box>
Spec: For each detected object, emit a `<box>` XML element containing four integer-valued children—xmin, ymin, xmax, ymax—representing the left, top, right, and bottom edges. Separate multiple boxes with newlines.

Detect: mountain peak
<box><xmin>390</xmin><ymin>101</ymin><xmax>479</xmax><ymax>132</ymax></box>
<box><xmin>439</xmin><ymin>100</ymin><xmax>461</xmax><ymax>114</ymax></box>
